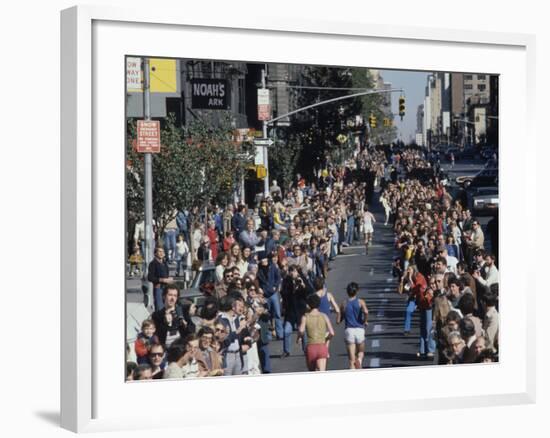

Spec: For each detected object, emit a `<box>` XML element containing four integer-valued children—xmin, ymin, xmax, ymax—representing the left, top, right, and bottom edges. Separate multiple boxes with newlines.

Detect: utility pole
<box><xmin>142</xmin><ymin>57</ymin><xmax>154</xmax><ymax>311</ymax></box>
<box><xmin>261</xmin><ymin>67</ymin><xmax>270</xmax><ymax>196</ymax></box>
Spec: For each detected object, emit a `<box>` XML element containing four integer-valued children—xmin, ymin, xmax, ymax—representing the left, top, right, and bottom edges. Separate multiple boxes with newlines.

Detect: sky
<box><xmin>380</xmin><ymin>69</ymin><xmax>430</xmax><ymax>143</ymax></box>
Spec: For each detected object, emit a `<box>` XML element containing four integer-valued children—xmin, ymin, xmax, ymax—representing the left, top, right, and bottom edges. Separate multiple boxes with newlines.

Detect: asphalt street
<box><xmin>268</xmin><ymin>189</ymin><xmax>432</xmax><ymax>373</ymax></box>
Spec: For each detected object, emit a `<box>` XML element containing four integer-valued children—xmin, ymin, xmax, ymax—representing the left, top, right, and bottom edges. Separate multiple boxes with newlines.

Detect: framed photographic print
<box><xmin>61</xmin><ymin>5</ymin><xmax>536</xmax><ymax>433</ymax></box>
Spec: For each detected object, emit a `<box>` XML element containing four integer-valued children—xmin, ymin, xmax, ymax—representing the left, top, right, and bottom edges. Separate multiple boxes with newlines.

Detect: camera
<box><xmin>171</xmin><ymin>311</ymin><xmax>185</xmax><ymax>327</ymax></box>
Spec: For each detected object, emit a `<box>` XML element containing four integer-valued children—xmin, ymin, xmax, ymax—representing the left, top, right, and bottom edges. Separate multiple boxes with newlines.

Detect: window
<box><xmin>464</xmin><ymin>74</ymin><xmax>473</xmax><ymax>80</ymax></box>
<box><xmin>478</xmin><ymin>84</ymin><xmax>487</xmax><ymax>91</ymax></box>
<box><xmin>477</xmin><ymin>74</ymin><xmax>486</xmax><ymax>80</ymax></box>
<box><xmin>464</xmin><ymin>84</ymin><xmax>473</xmax><ymax>90</ymax></box>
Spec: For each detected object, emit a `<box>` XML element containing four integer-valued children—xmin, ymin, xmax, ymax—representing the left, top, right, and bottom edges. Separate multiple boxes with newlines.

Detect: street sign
<box><xmin>126</xmin><ymin>57</ymin><xmax>142</xmax><ymax>92</ymax></box>
<box><xmin>254</xmin><ymin>145</ymin><xmax>265</xmax><ymax>165</ymax></box>
<box><xmin>257</xmin><ymin>89</ymin><xmax>271</xmax><ymax>121</ymax></box>
<box><xmin>191</xmin><ymin>79</ymin><xmax>229</xmax><ymax>110</ymax></box>
<box><xmin>253</xmin><ymin>138</ymin><xmax>274</xmax><ymax>147</ymax></box>
<box><xmin>136</xmin><ymin>120</ymin><xmax>161</xmax><ymax>153</ymax></box>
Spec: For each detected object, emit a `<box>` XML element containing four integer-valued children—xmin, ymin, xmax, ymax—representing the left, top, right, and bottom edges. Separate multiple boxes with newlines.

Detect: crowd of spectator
<box><xmin>126</xmin><ymin>145</ymin><xmax>499</xmax><ymax>381</ymax></box>
<box><xmin>387</xmin><ymin>148</ymin><xmax>499</xmax><ymax>363</ymax></box>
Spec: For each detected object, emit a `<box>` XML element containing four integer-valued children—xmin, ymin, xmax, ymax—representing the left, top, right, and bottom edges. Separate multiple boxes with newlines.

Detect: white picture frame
<box><xmin>61</xmin><ymin>5</ymin><xmax>536</xmax><ymax>433</ymax></box>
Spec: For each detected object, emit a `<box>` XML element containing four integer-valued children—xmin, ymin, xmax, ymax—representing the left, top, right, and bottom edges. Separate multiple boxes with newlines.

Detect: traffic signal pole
<box><xmin>267</xmin><ymin>89</ymin><xmax>404</xmax><ymax>126</ymax></box>
<box><xmin>261</xmin><ymin>68</ymin><xmax>270</xmax><ymax>197</ymax></box>
<box><xmin>266</xmin><ymin>88</ymin><xmax>403</xmax><ymax>152</ymax></box>
<box><xmin>143</xmin><ymin>58</ymin><xmax>154</xmax><ymax>311</ymax></box>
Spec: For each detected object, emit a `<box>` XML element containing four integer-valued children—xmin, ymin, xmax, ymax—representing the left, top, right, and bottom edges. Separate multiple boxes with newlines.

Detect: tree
<box><xmin>351</xmin><ymin>69</ymin><xmax>397</xmax><ymax>145</ymax></box>
<box><xmin>126</xmin><ymin>114</ymin><xmax>254</xmax><ymax>238</ymax></box>
<box><xmin>268</xmin><ymin>130</ymin><xmax>303</xmax><ymax>193</ymax></box>
<box><xmin>290</xmin><ymin>66</ymin><xmax>363</xmax><ymax>178</ymax></box>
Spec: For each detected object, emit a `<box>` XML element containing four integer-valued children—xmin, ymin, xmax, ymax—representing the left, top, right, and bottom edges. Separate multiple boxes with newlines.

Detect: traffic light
<box><xmin>256</xmin><ymin>165</ymin><xmax>267</xmax><ymax>179</ymax></box>
<box><xmin>369</xmin><ymin>114</ymin><xmax>377</xmax><ymax>129</ymax></box>
<box><xmin>336</xmin><ymin>133</ymin><xmax>348</xmax><ymax>144</ymax></box>
<box><xmin>383</xmin><ymin>118</ymin><xmax>392</xmax><ymax>127</ymax></box>
<box><xmin>399</xmin><ymin>96</ymin><xmax>405</xmax><ymax>120</ymax></box>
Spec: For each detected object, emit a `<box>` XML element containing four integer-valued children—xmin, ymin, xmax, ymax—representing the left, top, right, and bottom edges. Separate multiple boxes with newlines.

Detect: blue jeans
<box><xmin>330</xmin><ymin>241</ymin><xmax>337</xmax><ymax>259</ymax></box>
<box><xmin>258</xmin><ymin>341</ymin><xmax>271</xmax><ymax>373</ymax></box>
<box><xmin>266</xmin><ymin>292</ymin><xmax>284</xmax><ymax>339</ymax></box>
<box><xmin>346</xmin><ymin>218</ymin><xmax>355</xmax><ymax>244</ymax></box>
<box><xmin>419</xmin><ymin>308</ymin><xmax>436</xmax><ymax>354</ymax></box>
<box><xmin>154</xmin><ymin>287</ymin><xmax>164</xmax><ymax>311</ymax></box>
<box><xmin>163</xmin><ymin>229</ymin><xmax>177</xmax><ymax>262</ymax></box>
<box><xmin>404</xmin><ymin>299</ymin><xmax>416</xmax><ymax>332</ymax></box>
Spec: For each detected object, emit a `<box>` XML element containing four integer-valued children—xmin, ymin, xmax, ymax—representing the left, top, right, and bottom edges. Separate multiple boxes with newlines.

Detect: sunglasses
<box><xmin>149</xmin><ymin>352</ymin><xmax>163</xmax><ymax>357</ymax></box>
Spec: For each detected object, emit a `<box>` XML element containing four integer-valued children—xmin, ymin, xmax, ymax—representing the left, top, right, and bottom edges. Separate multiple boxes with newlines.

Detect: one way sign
<box><xmin>253</xmin><ymin>138</ymin><xmax>274</xmax><ymax>147</ymax></box>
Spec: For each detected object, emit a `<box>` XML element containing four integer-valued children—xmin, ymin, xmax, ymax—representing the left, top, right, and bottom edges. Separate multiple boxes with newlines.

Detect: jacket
<box><xmin>257</xmin><ymin>262</ymin><xmax>281</xmax><ymax>298</ymax></box>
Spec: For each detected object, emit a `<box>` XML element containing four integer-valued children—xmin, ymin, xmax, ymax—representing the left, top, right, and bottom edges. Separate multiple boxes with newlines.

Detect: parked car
<box><xmin>480</xmin><ymin>146</ymin><xmax>497</xmax><ymax>160</ymax></box>
<box><xmin>469</xmin><ymin>186</ymin><xmax>499</xmax><ymax>216</ymax></box>
<box><xmin>457</xmin><ymin>165</ymin><xmax>498</xmax><ymax>188</ymax></box>
<box><xmin>457</xmin><ymin>147</ymin><xmax>477</xmax><ymax>160</ymax></box>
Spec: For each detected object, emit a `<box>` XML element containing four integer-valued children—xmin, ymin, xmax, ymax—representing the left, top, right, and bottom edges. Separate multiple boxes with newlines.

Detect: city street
<box><xmin>127</xmin><ymin>157</ymin><xmax>496</xmax><ymax>371</ymax></box>
<box><xmin>123</xmin><ymin>59</ymin><xmax>500</xmax><ymax>379</ymax></box>
<box><xmin>267</xmin><ymin>193</ymin><xmax>427</xmax><ymax>372</ymax></box>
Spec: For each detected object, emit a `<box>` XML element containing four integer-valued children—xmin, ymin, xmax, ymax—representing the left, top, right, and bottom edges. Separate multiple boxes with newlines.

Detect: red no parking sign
<box><xmin>136</xmin><ymin>120</ymin><xmax>161</xmax><ymax>153</ymax></box>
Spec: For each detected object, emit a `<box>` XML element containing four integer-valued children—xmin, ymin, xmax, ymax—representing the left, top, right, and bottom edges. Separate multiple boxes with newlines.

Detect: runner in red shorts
<box><xmin>298</xmin><ymin>294</ymin><xmax>335</xmax><ymax>371</ymax></box>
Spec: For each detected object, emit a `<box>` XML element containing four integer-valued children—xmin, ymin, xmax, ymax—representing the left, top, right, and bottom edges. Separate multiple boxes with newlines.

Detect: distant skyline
<box><xmin>379</xmin><ymin>69</ymin><xmax>429</xmax><ymax>143</ymax></box>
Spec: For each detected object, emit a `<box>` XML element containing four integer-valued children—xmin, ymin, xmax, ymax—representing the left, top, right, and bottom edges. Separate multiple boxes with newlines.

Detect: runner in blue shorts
<box><xmin>337</xmin><ymin>282</ymin><xmax>369</xmax><ymax>369</ymax></box>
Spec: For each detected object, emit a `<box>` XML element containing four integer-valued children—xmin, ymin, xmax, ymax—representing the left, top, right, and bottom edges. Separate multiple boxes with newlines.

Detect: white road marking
<box><xmin>382</xmin><ymin>298</ymin><xmax>388</xmax><ymax>304</ymax></box>
<box><xmin>373</xmin><ymin>324</ymin><xmax>382</xmax><ymax>333</ymax></box>
<box><xmin>371</xmin><ymin>339</ymin><xmax>380</xmax><ymax>348</ymax></box>
<box><xmin>384</xmin><ymin>287</ymin><xmax>391</xmax><ymax>292</ymax></box>
<box><xmin>369</xmin><ymin>358</ymin><xmax>381</xmax><ymax>367</ymax></box>
<box><xmin>338</xmin><ymin>253</ymin><xmax>361</xmax><ymax>258</ymax></box>
<box><xmin>377</xmin><ymin>310</ymin><xmax>385</xmax><ymax>317</ymax></box>
<box><xmin>386</xmin><ymin>278</ymin><xmax>393</xmax><ymax>283</ymax></box>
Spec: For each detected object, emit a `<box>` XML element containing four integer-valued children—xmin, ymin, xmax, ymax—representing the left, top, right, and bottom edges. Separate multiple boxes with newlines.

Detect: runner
<box><xmin>297</xmin><ymin>294</ymin><xmax>335</xmax><ymax>371</ymax></box>
<box><xmin>314</xmin><ymin>276</ymin><xmax>340</xmax><ymax>356</ymax></box>
<box><xmin>337</xmin><ymin>282</ymin><xmax>369</xmax><ymax>369</ymax></box>
<box><xmin>362</xmin><ymin>205</ymin><xmax>376</xmax><ymax>255</ymax></box>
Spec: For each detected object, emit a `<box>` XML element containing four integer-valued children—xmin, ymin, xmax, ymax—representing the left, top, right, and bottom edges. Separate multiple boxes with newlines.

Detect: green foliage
<box><xmin>290</xmin><ymin>66</ymin><xmax>363</xmax><ymax>175</ymax></box>
<box><xmin>269</xmin><ymin>132</ymin><xmax>303</xmax><ymax>192</ymax></box>
<box><xmin>352</xmin><ymin>69</ymin><xmax>397</xmax><ymax>144</ymax></box>
<box><xmin>126</xmin><ymin>114</ymin><xmax>253</xmax><ymax>234</ymax></box>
